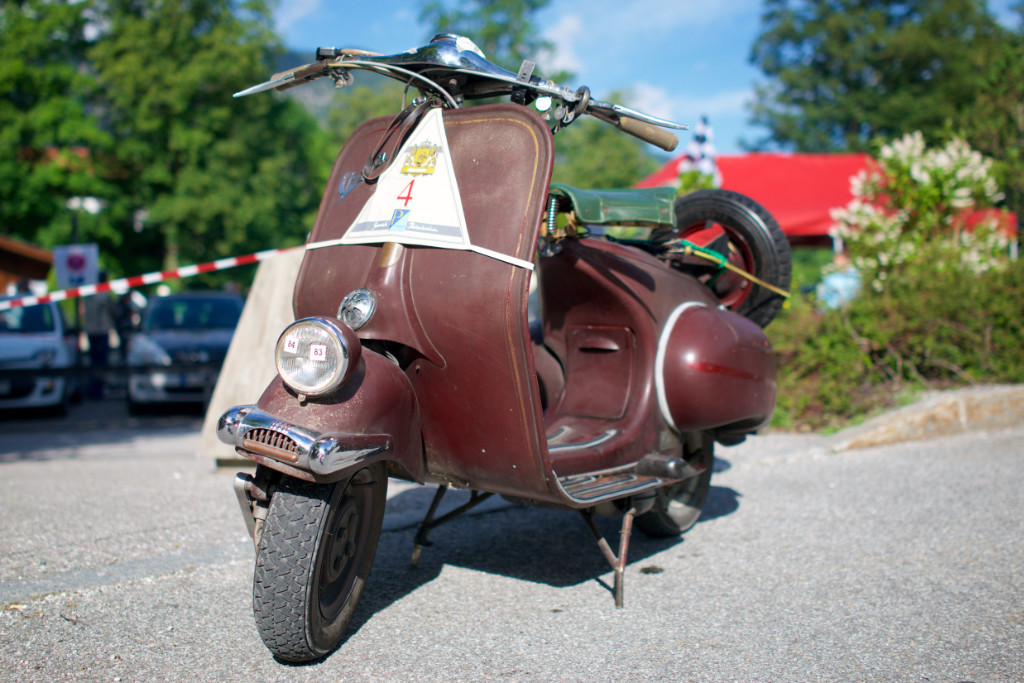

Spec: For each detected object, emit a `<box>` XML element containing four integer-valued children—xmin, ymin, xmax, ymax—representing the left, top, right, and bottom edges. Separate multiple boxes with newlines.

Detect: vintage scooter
<box><xmin>219</xmin><ymin>34</ymin><xmax>790</xmax><ymax>662</ymax></box>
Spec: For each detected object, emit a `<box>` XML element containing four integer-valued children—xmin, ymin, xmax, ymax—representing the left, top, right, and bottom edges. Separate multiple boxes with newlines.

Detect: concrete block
<box><xmin>832</xmin><ymin>385</ymin><xmax>1024</xmax><ymax>451</ymax></box>
<box><xmin>197</xmin><ymin>248</ymin><xmax>304</xmax><ymax>460</ymax></box>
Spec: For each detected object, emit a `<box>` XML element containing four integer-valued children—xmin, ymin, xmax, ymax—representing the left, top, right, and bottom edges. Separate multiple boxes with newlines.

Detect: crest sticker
<box><xmin>401</xmin><ymin>143</ymin><xmax>440</xmax><ymax>175</ymax></box>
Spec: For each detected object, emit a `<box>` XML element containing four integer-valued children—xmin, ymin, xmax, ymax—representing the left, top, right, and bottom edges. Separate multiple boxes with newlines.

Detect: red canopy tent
<box><xmin>637</xmin><ymin>153</ymin><xmax>872</xmax><ymax>246</ymax></box>
<box><xmin>637</xmin><ymin>152</ymin><xmax>1018</xmax><ymax>247</ymax></box>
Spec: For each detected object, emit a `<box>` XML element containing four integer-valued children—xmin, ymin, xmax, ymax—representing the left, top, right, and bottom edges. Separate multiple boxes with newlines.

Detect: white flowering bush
<box><xmin>830</xmin><ymin>132</ymin><xmax>1011</xmax><ymax>292</ymax></box>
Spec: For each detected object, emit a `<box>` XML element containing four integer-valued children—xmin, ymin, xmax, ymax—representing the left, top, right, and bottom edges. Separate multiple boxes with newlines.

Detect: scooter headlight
<box><xmin>275</xmin><ymin>317</ymin><xmax>361</xmax><ymax>398</ymax></box>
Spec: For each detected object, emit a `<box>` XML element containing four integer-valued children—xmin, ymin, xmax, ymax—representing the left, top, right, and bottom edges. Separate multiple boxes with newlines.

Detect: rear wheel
<box><xmin>672</xmin><ymin>189</ymin><xmax>791</xmax><ymax>328</ymax></box>
<box><xmin>636</xmin><ymin>433</ymin><xmax>714</xmax><ymax>537</ymax></box>
<box><xmin>253</xmin><ymin>464</ymin><xmax>387</xmax><ymax>662</ymax></box>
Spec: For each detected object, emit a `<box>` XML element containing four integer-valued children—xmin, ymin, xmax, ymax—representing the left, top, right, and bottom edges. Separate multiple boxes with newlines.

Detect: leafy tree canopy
<box><xmin>325</xmin><ymin>77</ymin><xmax>410</xmax><ymax>149</ymax></box>
<box><xmin>89</xmin><ymin>0</ymin><xmax>329</xmax><ymax>276</ymax></box>
<box><xmin>419</xmin><ymin>0</ymin><xmax>554</xmax><ymax>71</ymax></box>
<box><xmin>956</xmin><ymin>9</ymin><xmax>1024</xmax><ymax>216</ymax></box>
<box><xmin>749</xmin><ymin>0</ymin><xmax>1009</xmax><ymax>152</ymax></box>
<box><xmin>0</xmin><ymin>1</ymin><xmax>113</xmax><ymax>247</ymax></box>
<box><xmin>552</xmin><ymin>92</ymin><xmax>660</xmax><ymax>189</ymax></box>
<box><xmin>1</xmin><ymin>0</ymin><xmax>329</xmax><ymax>289</ymax></box>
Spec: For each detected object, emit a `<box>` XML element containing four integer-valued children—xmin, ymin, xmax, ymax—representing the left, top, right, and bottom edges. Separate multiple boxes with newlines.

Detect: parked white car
<box><xmin>0</xmin><ymin>299</ymin><xmax>78</xmax><ymax>414</ymax></box>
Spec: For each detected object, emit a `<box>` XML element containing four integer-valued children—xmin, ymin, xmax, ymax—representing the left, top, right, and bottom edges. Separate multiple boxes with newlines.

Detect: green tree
<box><xmin>88</xmin><ymin>0</ymin><xmax>328</xmax><ymax>279</ymax></box>
<box><xmin>419</xmin><ymin>0</ymin><xmax>553</xmax><ymax>71</ymax></box>
<box><xmin>325</xmin><ymin>77</ymin><xmax>409</xmax><ymax>148</ymax></box>
<box><xmin>0</xmin><ymin>0</ymin><xmax>113</xmax><ymax>249</ymax></box>
<box><xmin>749</xmin><ymin>0</ymin><xmax>1008</xmax><ymax>152</ymax></box>
<box><xmin>552</xmin><ymin>103</ymin><xmax>659</xmax><ymax>189</ymax></box>
<box><xmin>957</xmin><ymin>15</ymin><xmax>1024</xmax><ymax>217</ymax></box>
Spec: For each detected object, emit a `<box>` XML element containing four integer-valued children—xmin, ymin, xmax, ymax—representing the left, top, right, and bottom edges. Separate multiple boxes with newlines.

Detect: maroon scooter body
<box><xmin>238</xmin><ymin>103</ymin><xmax>775</xmax><ymax>507</ymax></box>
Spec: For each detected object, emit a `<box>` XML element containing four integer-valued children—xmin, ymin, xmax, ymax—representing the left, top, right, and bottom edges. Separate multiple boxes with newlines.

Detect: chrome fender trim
<box><xmin>216</xmin><ymin>404</ymin><xmax>391</xmax><ymax>476</ymax></box>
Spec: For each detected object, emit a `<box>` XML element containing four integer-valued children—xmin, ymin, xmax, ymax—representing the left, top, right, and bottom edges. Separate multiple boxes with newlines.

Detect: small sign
<box><xmin>53</xmin><ymin>244</ymin><xmax>99</xmax><ymax>289</ymax></box>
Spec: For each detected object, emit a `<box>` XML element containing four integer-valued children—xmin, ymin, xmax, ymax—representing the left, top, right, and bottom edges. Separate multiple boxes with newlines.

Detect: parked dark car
<box><xmin>126</xmin><ymin>292</ymin><xmax>244</xmax><ymax>412</ymax></box>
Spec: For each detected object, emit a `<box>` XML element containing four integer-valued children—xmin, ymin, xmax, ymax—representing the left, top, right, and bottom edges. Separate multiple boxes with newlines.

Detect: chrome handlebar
<box><xmin>234</xmin><ymin>34</ymin><xmax>688</xmax><ymax>151</ymax></box>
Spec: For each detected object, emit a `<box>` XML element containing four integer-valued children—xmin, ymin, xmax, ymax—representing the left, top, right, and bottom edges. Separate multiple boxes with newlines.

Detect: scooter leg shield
<box><xmin>218</xmin><ymin>349</ymin><xmax>424</xmax><ymax>484</ymax></box>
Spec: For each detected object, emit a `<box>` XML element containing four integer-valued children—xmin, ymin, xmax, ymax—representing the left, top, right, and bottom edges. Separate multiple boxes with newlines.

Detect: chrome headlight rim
<box><xmin>275</xmin><ymin>317</ymin><xmax>360</xmax><ymax>398</ymax></box>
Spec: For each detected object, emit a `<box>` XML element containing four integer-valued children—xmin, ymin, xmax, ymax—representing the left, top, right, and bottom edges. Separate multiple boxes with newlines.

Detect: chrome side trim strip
<box><xmin>655</xmin><ymin>302</ymin><xmax>706</xmax><ymax>433</ymax></box>
<box><xmin>547</xmin><ymin>428</ymin><xmax>617</xmax><ymax>453</ymax></box>
<box><xmin>545</xmin><ymin>425</ymin><xmax>570</xmax><ymax>443</ymax></box>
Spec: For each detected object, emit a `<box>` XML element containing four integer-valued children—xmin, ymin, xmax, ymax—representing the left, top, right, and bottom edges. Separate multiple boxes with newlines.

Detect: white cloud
<box><xmin>275</xmin><ymin>0</ymin><xmax>322</xmax><ymax>34</ymax></box>
<box><xmin>685</xmin><ymin>89</ymin><xmax>753</xmax><ymax>118</ymax></box>
<box><xmin>624</xmin><ymin>83</ymin><xmax>677</xmax><ymax>123</ymax></box>
<box><xmin>541</xmin><ymin>13</ymin><xmax>583</xmax><ymax>74</ymax></box>
<box><xmin>626</xmin><ymin>84</ymin><xmax>752</xmax><ymax>125</ymax></box>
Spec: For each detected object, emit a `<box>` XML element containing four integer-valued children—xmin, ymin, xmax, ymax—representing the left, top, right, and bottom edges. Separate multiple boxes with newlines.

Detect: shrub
<box><xmin>769</xmin><ymin>133</ymin><xmax>1021</xmax><ymax>431</ymax></box>
<box><xmin>831</xmin><ymin>132</ymin><xmax>1012</xmax><ymax>292</ymax></box>
<box><xmin>770</xmin><ymin>260</ymin><xmax>1024</xmax><ymax>430</ymax></box>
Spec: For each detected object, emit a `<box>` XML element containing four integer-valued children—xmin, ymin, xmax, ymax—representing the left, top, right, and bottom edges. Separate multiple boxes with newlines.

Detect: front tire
<box><xmin>636</xmin><ymin>433</ymin><xmax>714</xmax><ymax>538</ymax></box>
<box><xmin>253</xmin><ymin>465</ymin><xmax>387</xmax><ymax>662</ymax></box>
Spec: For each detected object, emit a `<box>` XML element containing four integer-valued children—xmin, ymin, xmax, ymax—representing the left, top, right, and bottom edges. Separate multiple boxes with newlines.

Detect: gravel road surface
<box><xmin>1</xmin><ymin>400</ymin><xmax>1021</xmax><ymax>681</ymax></box>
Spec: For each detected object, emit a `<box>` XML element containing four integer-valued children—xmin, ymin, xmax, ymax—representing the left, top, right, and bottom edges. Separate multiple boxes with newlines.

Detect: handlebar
<box><xmin>235</xmin><ymin>34</ymin><xmax>687</xmax><ymax>151</ymax></box>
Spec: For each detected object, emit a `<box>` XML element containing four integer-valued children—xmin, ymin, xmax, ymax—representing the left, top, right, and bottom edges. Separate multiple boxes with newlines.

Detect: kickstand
<box><xmin>410</xmin><ymin>485</ymin><xmax>494</xmax><ymax>567</ymax></box>
<box><xmin>580</xmin><ymin>507</ymin><xmax>636</xmax><ymax>608</ymax></box>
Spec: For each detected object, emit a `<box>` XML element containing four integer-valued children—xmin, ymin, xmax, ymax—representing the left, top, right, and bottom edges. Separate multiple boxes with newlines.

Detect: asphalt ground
<box><xmin>1</xmin><ymin>397</ymin><xmax>1022</xmax><ymax>681</ymax></box>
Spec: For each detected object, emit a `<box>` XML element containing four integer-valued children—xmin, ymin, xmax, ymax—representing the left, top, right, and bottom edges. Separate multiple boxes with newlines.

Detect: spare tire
<box><xmin>671</xmin><ymin>189</ymin><xmax>791</xmax><ymax>328</ymax></box>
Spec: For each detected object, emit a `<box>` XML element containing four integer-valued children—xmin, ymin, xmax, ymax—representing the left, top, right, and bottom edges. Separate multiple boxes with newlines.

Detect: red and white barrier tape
<box><xmin>0</xmin><ymin>245</ymin><xmax>300</xmax><ymax>311</ymax></box>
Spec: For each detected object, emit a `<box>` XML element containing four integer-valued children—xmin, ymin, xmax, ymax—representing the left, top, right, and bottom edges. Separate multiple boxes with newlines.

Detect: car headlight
<box><xmin>128</xmin><ymin>334</ymin><xmax>171</xmax><ymax>366</ymax></box>
<box><xmin>275</xmin><ymin>317</ymin><xmax>361</xmax><ymax>398</ymax></box>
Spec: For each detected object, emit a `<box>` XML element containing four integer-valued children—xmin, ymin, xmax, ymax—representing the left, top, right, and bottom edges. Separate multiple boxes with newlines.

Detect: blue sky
<box><xmin>273</xmin><ymin>1</ymin><xmax>1022</xmax><ymax>156</ymax></box>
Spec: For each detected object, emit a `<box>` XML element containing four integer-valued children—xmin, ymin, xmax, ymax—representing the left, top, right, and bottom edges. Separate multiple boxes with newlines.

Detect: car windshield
<box><xmin>143</xmin><ymin>296</ymin><xmax>243</xmax><ymax>331</ymax></box>
<box><xmin>0</xmin><ymin>303</ymin><xmax>57</xmax><ymax>333</ymax></box>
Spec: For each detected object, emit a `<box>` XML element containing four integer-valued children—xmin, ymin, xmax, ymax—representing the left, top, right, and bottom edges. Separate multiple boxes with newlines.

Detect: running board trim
<box><xmin>556</xmin><ymin>471</ymin><xmax>664</xmax><ymax>504</ymax></box>
<box><xmin>554</xmin><ymin>452</ymin><xmax>705</xmax><ymax>505</ymax></box>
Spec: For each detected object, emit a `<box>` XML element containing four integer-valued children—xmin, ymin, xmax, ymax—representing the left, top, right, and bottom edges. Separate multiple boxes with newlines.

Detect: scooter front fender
<box><xmin>217</xmin><ymin>349</ymin><xmax>423</xmax><ymax>484</ymax></box>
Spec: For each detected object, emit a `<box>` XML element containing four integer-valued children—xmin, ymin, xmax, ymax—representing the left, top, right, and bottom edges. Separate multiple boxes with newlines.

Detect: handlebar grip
<box><xmin>616</xmin><ymin>117</ymin><xmax>679</xmax><ymax>152</ymax></box>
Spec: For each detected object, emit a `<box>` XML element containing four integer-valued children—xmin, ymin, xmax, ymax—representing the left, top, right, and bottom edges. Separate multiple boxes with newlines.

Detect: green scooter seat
<box><xmin>549</xmin><ymin>183</ymin><xmax>676</xmax><ymax>228</ymax></box>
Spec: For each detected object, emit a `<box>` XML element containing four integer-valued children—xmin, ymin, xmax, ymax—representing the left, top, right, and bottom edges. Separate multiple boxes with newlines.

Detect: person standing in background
<box><xmin>83</xmin><ymin>273</ymin><xmax>115</xmax><ymax>398</ymax></box>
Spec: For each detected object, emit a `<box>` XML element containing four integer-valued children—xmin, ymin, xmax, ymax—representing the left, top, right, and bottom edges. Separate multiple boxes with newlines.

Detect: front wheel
<box><xmin>636</xmin><ymin>433</ymin><xmax>714</xmax><ymax>538</ymax></box>
<box><xmin>252</xmin><ymin>465</ymin><xmax>388</xmax><ymax>662</ymax></box>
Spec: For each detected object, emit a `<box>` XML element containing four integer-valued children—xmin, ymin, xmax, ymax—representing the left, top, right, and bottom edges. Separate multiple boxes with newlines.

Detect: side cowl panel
<box><xmin>657</xmin><ymin>303</ymin><xmax>777</xmax><ymax>437</ymax></box>
<box><xmin>218</xmin><ymin>349</ymin><xmax>423</xmax><ymax>484</ymax></box>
